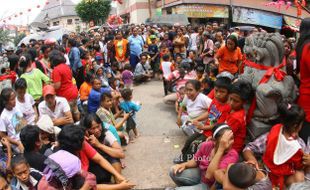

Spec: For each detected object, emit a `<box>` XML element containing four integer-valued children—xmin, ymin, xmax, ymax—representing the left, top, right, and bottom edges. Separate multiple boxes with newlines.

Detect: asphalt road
<box><xmin>122</xmin><ymin>80</ymin><xmax>186</xmax><ymax>190</ymax></box>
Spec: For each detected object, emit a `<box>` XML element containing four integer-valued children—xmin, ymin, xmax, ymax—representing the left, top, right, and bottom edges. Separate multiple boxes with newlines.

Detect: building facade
<box><xmin>33</xmin><ymin>0</ymin><xmax>86</xmax><ymax>32</ymax></box>
<box><xmin>156</xmin><ymin>0</ymin><xmax>310</xmax><ymax>30</ymax></box>
<box><xmin>116</xmin><ymin>0</ymin><xmax>156</xmax><ymax>24</ymax></box>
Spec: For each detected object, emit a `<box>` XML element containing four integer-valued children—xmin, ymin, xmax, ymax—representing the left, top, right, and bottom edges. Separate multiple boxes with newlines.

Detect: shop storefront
<box><xmin>232</xmin><ymin>7</ymin><xmax>283</xmax><ymax>30</ymax></box>
<box><xmin>171</xmin><ymin>4</ymin><xmax>229</xmax><ymax>25</ymax></box>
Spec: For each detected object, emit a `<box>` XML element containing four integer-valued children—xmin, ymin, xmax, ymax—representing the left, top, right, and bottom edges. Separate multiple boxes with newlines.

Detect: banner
<box><xmin>172</xmin><ymin>4</ymin><xmax>229</xmax><ymax>18</ymax></box>
<box><xmin>232</xmin><ymin>7</ymin><xmax>283</xmax><ymax>29</ymax></box>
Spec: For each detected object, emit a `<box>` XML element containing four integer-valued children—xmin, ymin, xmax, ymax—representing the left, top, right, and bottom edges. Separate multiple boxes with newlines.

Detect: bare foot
<box><xmin>121</xmin><ymin>160</ymin><xmax>126</xmax><ymax>169</ymax></box>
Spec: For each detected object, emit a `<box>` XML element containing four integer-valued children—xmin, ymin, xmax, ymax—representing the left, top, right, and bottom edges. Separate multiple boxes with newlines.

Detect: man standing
<box><xmin>128</xmin><ymin>27</ymin><xmax>144</xmax><ymax>69</ymax></box>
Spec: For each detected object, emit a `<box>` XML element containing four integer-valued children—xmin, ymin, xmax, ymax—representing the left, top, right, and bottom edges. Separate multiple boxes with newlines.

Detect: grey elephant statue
<box><xmin>239</xmin><ymin>32</ymin><xmax>297</xmax><ymax>140</ymax></box>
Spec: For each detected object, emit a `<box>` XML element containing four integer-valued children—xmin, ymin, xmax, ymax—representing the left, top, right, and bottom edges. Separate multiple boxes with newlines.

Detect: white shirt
<box><xmin>38</xmin><ymin>96</ymin><xmax>70</xmax><ymax>120</ymax></box>
<box><xmin>103</xmin><ymin>131</ymin><xmax>117</xmax><ymax>146</ymax></box>
<box><xmin>16</xmin><ymin>93</ymin><xmax>36</xmax><ymax>125</ymax></box>
<box><xmin>99</xmin><ymin>41</ymin><xmax>104</xmax><ymax>53</ymax></box>
<box><xmin>161</xmin><ymin>61</ymin><xmax>174</xmax><ymax>78</ymax></box>
<box><xmin>182</xmin><ymin>93</ymin><xmax>212</xmax><ymax>119</ymax></box>
<box><xmin>189</xmin><ymin>33</ymin><xmax>198</xmax><ymax>51</ymax></box>
<box><xmin>0</xmin><ymin>107</ymin><xmax>24</xmax><ymax>140</ymax></box>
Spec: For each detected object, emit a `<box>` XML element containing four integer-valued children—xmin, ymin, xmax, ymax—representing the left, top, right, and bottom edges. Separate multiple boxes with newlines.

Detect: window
<box><xmin>53</xmin><ymin>21</ymin><xmax>59</xmax><ymax>26</ymax></box>
<box><xmin>67</xmin><ymin>19</ymin><xmax>73</xmax><ymax>25</ymax></box>
<box><xmin>75</xmin><ymin>18</ymin><xmax>80</xmax><ymax>24</ymax></box>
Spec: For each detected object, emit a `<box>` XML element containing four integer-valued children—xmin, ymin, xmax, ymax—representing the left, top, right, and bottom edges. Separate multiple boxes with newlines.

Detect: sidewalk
<box><xmin>122</xmin><ymin>80</ymin><xmax>186</xmax><ymax>189</ymax></box>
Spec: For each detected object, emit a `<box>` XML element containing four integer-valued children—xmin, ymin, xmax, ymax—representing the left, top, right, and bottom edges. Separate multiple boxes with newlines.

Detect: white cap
<box><xmin>37</xmin><ymin>115</ymin><xmax>61</xmax><ymax>136</ymax></box>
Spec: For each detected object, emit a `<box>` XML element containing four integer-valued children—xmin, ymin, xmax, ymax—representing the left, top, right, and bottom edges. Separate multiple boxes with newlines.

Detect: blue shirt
<box><xmin>102</xmin><ymin>122</ymin><xmax>121</xmax><ymax>145</ymax></box>
<box><xmin>128</xmin><ymin>35</ymin><xmax>144</xmax><ymax>56</ymax></box>
<box><xmin>69</xmin><ymin>47</ymin><xmax>82</xmax><ymax>73</ymax></box>
<box><xmin>120</xmin><ymin>101</ymin><xmax>141</xmax><ymax>113</ymax></box>
<box><xmin>88</xmin><ymin>87</ymin><xmax>111</xmax><ymax>113</ymax></box>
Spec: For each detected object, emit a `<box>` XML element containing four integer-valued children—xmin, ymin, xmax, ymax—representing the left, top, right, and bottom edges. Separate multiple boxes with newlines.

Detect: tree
<box><xmin>76</xmin><ymin>0</ymin><xmax>111</xmax><ymax>25</ymax></box>
<box><xmin>14</xmin><ymin>33</ymin><xmax>26</xmax><ymax>46</ymax></box>
<box><xmin>0</xmin><ymin>29</ymin><xmax>12</xmax><ymax>46</ymax></box>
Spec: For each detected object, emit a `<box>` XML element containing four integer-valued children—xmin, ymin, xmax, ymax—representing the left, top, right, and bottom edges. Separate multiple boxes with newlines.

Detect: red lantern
<box><xmin>45</xmin><ymin>1</ymin><xmax>49</xmax><ymax>5</ymax></box>
<box><xmin>28</xmin><ymin>8</ymin><xmax>31</xmax><ymax>12</ymax></box>
<box><xmin>295</xmin><ymin>0</ymin><xmax>306</xmax><ymax>17</ymax></box>
<box><xmin>37</xmin><ymin>5</ymin><xmax>41</xmax><ymax>8</ymax></box>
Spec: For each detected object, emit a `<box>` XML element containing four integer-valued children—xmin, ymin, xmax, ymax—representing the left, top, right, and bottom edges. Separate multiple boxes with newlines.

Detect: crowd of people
<box><xmin>0</xmin><ymin>17</ymin><xmax>309</xmax><ymax>190</ymax></box>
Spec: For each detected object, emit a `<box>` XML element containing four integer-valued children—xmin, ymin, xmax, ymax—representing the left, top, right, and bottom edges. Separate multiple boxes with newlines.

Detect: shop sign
<box><xmin>232</xmin><ymin>7</ymin><xmax>283</xmax><ymax>29</ymax></box>
<box><xmin>172</xmin><ymin>4</ymin><xmax>229</xmax><ymax>18</ymax></box>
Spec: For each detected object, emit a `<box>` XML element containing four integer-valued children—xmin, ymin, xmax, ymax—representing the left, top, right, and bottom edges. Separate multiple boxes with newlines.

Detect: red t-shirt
<box><xmin>79</xmin><ymin>141</ymin><xmax>97</xmax><ymax>171</ymax></box>
<box><xmin>225</xmin><ymin>109</ymin><xmax>246</xmax><ymax>153</ymax></box>
<box><xmin>52</xmin><ymin>63</ymin><xmax>78</xmax><ymax>101</ymax></box>
<box><xmin>207</xmin><ymin>89</ymin><xmax>215</xmax><ymax>99</ymax></box>
<box><xmin>298</xmin><ymin>43</ymin><xmax>310</xmax><ymax>122</ymax></box>
<box><xmin>203</xmin><ymin>99</ymin><xmax>231</xmax><ymax>137</ymax></box>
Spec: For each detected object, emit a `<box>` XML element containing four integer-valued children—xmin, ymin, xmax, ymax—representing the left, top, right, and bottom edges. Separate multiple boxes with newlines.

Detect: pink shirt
<box><xmin>166</xmin><ymin>70</ymin><xmax>197</xmax><ymax>91</ymax></box>
<box><xmin>194</xmin><ymin>141</ymin><xmax>238</xmax><ymax>184</ymax></box>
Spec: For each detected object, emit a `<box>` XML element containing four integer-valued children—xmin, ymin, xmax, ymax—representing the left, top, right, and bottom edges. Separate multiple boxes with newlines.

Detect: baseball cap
<box><xmin>43</xmin><ymin>85</ymin><xmax>56</xmax><ymax>98</ymax></box>
<box><xmin>36</xmin><ymin>115</ymin><xmax>61</xmax><ymax>136</ymax></box>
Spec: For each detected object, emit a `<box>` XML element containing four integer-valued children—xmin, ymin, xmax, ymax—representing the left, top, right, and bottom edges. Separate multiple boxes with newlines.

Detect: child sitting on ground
<box><xmin>96</xmin><ymin>93</ymin><xmax>129</xmax><ymax>144</ymax></box>
<box><xmin>243</xmin><ymin>103</ymin><xmax>306</xmax><ymax>189</ymax></box>
<box><xmin>175</xmin><ymin>77</ymin><xmax>231</xmax><ymax>163</ymax></box>
<box><xmin>0</xmin><ymin>88</ymin><xmax>27</xmax><ymax>153</ymax></box>
<box><xmin>161</xmin><ymin>54</ymin><xmax>175</xmax><ymax>95</ymax></box>
<box><xmin>214</xmin><ymin>162</ymin><xmax>272</xmax><ymax>189</ymax></box>
<box><xmin>94</xmin><ymin>64</ymin><xmax>109</xmax><ymax>88</ymax></box>
<box><xmin>223</xmin><ymin>80</ymin><xmax>253</xmax><ymax>153</ymax></box>
<box><xmin>196</xmin><ymin>65</ymin><xmax>205</xmax><ymax>83</ymax></box>
<box><xmin>120</xmin><ymin>89</ymin><xmax>141</xmax><ymax>142</ymax></box>
<box><xmin>14</xmin><ymin>78</ymin><xmax>38</xmax><ymax>125</ymax></box>
<box><xmin>87</xmin><ymin>77</ymin><xmax>111</xmax><ymax>113</ymax></box>
<box><xmin>79</xmin><ymin>72</ymin><xmax>93</xmax><ymax>103</ymax></box>
<box><xmin>175</xmin><ymin>86</ymin><xmax>186</xmax><ymax>114</ymax></box>
<box><xmin>122</xmin><ymin>64</ymin><xmax>134</xmax><ymax>90</ymax></box>
<box><xmin>10</xmin><ymin>154</ymin><xmax>42</xmax><ymax>189</ymax></box>
<box><xmin>109</xmin><ymin>77</ymin><xmax>122</xmax><ymax>113</ymax></box>
<box><xmin>201</xmin><ymin>77</ymin><xmax>214</xmax><ymax>96</ymax></box>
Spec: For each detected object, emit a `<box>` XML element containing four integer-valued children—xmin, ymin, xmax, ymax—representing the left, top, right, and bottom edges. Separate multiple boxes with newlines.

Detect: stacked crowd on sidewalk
<box><xmin>0</xmin><ymin>17</ymin><xmax>310</xmax><ymax>190</ymax></box>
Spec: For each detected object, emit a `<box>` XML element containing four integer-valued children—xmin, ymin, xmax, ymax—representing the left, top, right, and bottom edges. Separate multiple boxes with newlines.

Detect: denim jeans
<box><xmin>169</xmin><ymin>167</ymin><xmax>201</xmax><ymax>186</ymax></box>
<box><xmin>176</xmin><ymin>183</ymin><xmax>209</xmax><ymax>190</ymax></box>
<box><xmin>129</xmin><ymin>54</ymin><xmax>140</xmax><ymax>70</ymax></box>
<box><xmin>169</xmin><ymin>167</ymin><xmax>209</xmax><ymax>190</ymax></box>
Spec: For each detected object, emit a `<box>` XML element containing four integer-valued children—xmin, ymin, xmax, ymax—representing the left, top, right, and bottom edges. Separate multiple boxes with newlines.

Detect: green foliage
<box><xmin>0</xmin><ymin>30</ymin><xmax>12</xmax><ymax>45</ymax></box>
<box><xmin>76</xmin><ymin>0</ymin><xmax>111</xmax><ymax>25</ymax></box>
<box><xmin>14</xmin><ymin>33</ymin><xmax>26</xmax><ymax>46</ymax></box>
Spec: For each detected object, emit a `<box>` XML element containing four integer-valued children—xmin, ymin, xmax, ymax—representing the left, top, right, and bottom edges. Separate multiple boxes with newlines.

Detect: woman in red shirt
<box><xmin>49</xmin><ymin>50</ymin><xmax>80</xmax><ymax>122</ymax></box>
<box><xmin>296</xmin><ymin>18</ymin><xmax>310</xmax><ymax>144</ymax></box>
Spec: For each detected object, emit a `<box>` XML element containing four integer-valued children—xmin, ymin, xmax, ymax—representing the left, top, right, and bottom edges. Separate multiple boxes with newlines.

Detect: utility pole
<box><xmin>148</xmin><ymin>0</ymin><xmax>152</xmax><ymax>19</ymax></box>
